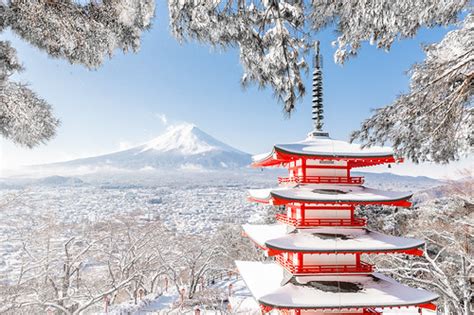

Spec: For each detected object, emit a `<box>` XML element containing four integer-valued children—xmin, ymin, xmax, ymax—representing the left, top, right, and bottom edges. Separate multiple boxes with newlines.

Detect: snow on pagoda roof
<box><xmin>249</xmin><ymin>184</ymin><xmax>412</xmax><ymax>205</ymax></box>
<box><xmin>243</xmin><ymin>224</ymin><xmax>424</xmax><ymax>253</ymax></box>
<box><xmin>236</xmin><ymin>260</ymin><xmax>438</xmax><ymax>309</ymax></box>
<box><xmin>252</xmin><ymin>134</ymin><xmax>396</xmax><ymax>167</ymax></box>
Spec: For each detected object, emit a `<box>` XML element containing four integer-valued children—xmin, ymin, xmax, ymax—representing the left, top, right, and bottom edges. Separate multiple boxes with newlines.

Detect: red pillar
<box><xmin>300</xmin><ymin>204</ymin><xmax>306</xmax><ymax>226</ymax></box>
<box><xmin>301</xmin><ymin>158</ymin><xmax>307</xmax><ymax>182</ymax></box>
<box><xmin>297</xmin><ymin>252</ymin><xmax>303</xmax><ymax>273</ymax></box>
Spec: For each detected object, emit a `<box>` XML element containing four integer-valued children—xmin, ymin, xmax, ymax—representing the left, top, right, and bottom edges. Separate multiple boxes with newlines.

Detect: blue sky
<box><xmin>1</xmin><ymin>3</ymin><xmax>471</xmax><ymax>178</ymax></box>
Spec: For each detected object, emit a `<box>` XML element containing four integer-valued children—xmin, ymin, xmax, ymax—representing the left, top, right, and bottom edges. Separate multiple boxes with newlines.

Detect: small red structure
<box><xmin>236</xmin><ymin>42</ymin><xmax>438</xmax><ymax>314</ymax></box>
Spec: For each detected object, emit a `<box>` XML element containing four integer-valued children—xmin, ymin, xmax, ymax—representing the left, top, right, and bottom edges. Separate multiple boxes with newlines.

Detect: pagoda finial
<box><xmin>309</xmin><ymin>41</ymin><xmax>328</xmax><ymax>138</ymax></box>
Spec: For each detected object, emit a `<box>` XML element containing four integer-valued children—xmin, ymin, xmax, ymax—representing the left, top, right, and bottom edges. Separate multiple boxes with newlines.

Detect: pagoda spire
<box><xmin>310</xmin><ymin>41</ymin><xmax>328</xmax><ymax>137</ymax></box>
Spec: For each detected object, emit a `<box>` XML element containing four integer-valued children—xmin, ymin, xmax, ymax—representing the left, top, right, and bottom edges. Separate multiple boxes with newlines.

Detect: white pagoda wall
<box><xmin>303</xmin><ymin>253</ymin><xmax>356</xmax><ymax>265</ymax></box>
<box><xmin>289</xmin><ymin>160</ymin><xmax>349</xmax><ymax>178</ymax></box>
<box><xmin>304</xmin><ymin>209</ymin><xmax>351</xmax><ymax>219</ymax></box>
<box><xmin>306</xmin><ymin>160</ymin><xmax>347</xmax><ymax>167</ymax></box>
<box><xmin>299</xmin><ymin>311</ymin><xmax>364</xmax><ymax>314</ymax></box>
<box><xmin>279</xmin><ymin>253</ymin><xmax>358</xmax><ymax>267</ymax></box>
<box><xmin>287</xmin><ymin>204</ymin><xmax>352</xmax><ymax>220</ymax></box>
<box><xmin>305</xmin><ymin>168</ymin><xmax>347</xmax><ymax>177</ymax></box>
<box><xmin>306</xmin><ymin>159</ymin><xmax>348</xmax><ymax>177</ymax></box>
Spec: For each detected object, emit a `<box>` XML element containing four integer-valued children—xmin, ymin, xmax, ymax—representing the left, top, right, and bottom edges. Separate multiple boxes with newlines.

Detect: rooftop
<box><xmin>248</xmin><ymin>184</ymin><xmax>412</xmax><ymax>206</ymax></box>
<box><xmin>243</xmin><ymin>224</ymin><xmax>424</xmax><ymax>254</ymax></box>
<box><xmin>252</xmin><ymin>134</ymin><xmax>398</xmax><ymax>168</ymax></box>
<box><xmin>236</xmin><ymin>260</ymin><xmax>438</xmax><ymax>310</ymax></box>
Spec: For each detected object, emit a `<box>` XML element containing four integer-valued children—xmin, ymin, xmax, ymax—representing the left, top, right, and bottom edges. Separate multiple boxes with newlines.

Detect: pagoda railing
<box><xmin>278</xmin><ymin>175</ymin><xmax>364</xmax><ymax>185</ymax></box>
<box><xmin>363</xmin><ymin>310</ymin><xmax>382</xmax><ymax>315</ymax></box>
<box><xmin>276</xmin><ymin>214</ymin><xmax>367</xmax><ymax>227</ymax></box>
<box><xmin>276</xmin><ymin>255</ymin><xmax>374</xmax><ymax>274</ymax></box>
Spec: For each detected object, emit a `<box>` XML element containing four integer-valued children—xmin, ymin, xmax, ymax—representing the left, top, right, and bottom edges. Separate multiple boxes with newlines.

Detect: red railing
<box><xmin>276</xmin><ymin>255</ymin><xmax>374</xmax><ymax>274</ymax></box>
<box><xmin>278</xmin><ymin>175</ymin><xmax>364</xmax><ymax>185</ymax></box>
<box><xmin>363</xmin><ymin>310</ymin><xmax>382</xmax><ymax>315</ymax></box>
<box><xmin>276</xmin><ymin>214</ymin><xmax>367</xmax><ymax>227</ymax></box>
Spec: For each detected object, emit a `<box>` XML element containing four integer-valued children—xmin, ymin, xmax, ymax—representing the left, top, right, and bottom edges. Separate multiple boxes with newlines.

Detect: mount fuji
<box><xmin>44</xmin><ymin>124</ymin><xmax>252</xmax><ymax>170</ymax></box>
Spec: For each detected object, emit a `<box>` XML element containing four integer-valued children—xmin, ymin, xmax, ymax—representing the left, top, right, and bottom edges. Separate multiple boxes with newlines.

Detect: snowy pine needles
<box><xmin>311</xmin><ymin>0</ymin><xmax>468</xmax><ymax>63</ymax></box>
<box><xmin>352</xmin><ymin>14</ymin><xmax>473</xmax><ymax>163</ymax></box>
<box><xmin>0</xmin><ymin>0</ymin><xmax>155</xmax><ymax>147</ymax></box>
<box><xmin>169</xmin><ymin>0</ymin><xmax>471</xmax><ymax>162</ymax></box>
<box><xmin>168</xmin><ymin>0</ymin><xmax>308</xmax><ymax>113</ymax></box>
<box><xmin>0</xmin><ymin>0</ymin><xmax>471</xmax><ymax>163</ymax></box>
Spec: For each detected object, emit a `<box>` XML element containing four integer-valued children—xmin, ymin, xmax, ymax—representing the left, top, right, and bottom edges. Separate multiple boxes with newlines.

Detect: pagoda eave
<box><xmin>237</xmin><ymin>261</ymin><xmax>438</xmax><ymax>311</ymax></box>
<box><xmin>248</xmin><ymin>196</ymin><xmax>412</xmax><ymax>208</ymax></box>
<box><xmin>269</xmin><ymin>194</ymin><xmax>413</xmax><ymax>207</ymax></box>
<box><xmin>258</xmin><ymin>302</ymin><xmax>438</xmax><ymax>312</ymax></box>
<box><xmin>243</xmin><ymin>224</ymin><xmax>425</xmax><ymax>257</ymax></box>
<box><xmin>252</xmin><ymin>146</ymin><xmax>401</xmax><ymax>168</ymax></box>
<box><xmin>264</xmin><ymin>246</ymin><xmax>425</xmax><ymax>257</ymax></box>
<box><xmin>248</xmin><ymin>185</ymin><xmax>413</xmax><ymax>207</ymax></box>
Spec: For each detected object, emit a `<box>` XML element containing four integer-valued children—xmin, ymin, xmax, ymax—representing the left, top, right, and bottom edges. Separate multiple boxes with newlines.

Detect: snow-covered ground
<box><xmin>0</xmin><ymin>170</ymin><xmax>443</xmax><ymax>314</ymax></box>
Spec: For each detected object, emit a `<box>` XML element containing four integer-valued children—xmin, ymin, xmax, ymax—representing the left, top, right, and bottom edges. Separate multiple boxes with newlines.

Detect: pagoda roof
<box><xmin>249</xmin><ymin>184</ymin><xmax>412</xmax><ymax>207</ymax></box>
<box><xmin>236</xmin><ymin>260</ymin><xmax>438</xmax><ymax>310</ymax></box>
<box><xmin>243</xmin><ymin>224</ymin><xmax>424</xmax><ymax>255</ymax></box>
<box><xmin>252</xmin><ymin>135</ymin><xmax>397</xmax><ymax>167</ymax></box>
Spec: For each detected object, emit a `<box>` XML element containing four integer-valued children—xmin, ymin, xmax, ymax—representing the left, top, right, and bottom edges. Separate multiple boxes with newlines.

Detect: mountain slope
<box><xmin>47</xmin><ymin>124</ymin><xmax>252</xmax><ymax>170</ymax></box>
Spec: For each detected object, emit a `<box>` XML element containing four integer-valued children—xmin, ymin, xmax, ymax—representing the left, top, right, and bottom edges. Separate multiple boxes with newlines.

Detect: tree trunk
<box><xmin>464</xmin><ymin>299</ymin><xmax>471</xmax><ymax>315</ymax></box>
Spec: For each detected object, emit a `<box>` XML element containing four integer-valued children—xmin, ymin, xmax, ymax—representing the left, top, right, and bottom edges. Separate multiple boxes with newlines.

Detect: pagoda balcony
<box><xmin>364</xmin><ymin>310</ymin><xmax>382</xmax><ymax>315</ymax></box>
<box><xmin>276</xmin><ymin>214</ymin><xmax>367</xmax><ymax>227</ymax></box>
<box><xmin>276</xmin><ymin>255</ymin><xmax>374</xmax><ymax>274</ymax></box>
<box><xmin>278</xmin><ymin>175</ymin><xmax>364</xmax><ymax>185</ymax></box>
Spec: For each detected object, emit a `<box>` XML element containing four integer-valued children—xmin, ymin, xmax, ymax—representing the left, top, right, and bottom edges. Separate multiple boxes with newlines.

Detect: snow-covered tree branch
<box><xmin>2</xmin><ymin>0</ymin><xmax>471</xmax><ymax>160</ymax></box>
<box><xmin>352</xmin><ymin>14</ymin><xmax>473</xmax><ymax>163</ymax></box>
<box><xmin>169</xmin><ymin>0</ymin><xmax>471</xmax><ymax>162</ymax></box>
<box><xmin>168</xmin><ymin>0</ymin><xmax>308</xmax><ymax>113</ymax></box>
<box><xmin>311</xmin><ymin>0</ymin><xmax>468</xmax><ymax>64</ymax></box>
<box><xmin>0</xmin><ymin>0</ymin><xmax>155</xmax><ymax>147</ymax></box>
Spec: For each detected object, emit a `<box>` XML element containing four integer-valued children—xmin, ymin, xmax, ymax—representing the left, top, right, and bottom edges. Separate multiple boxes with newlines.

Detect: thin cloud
<box><xmin>155</xmin><ymin>113</ymin><xmax>168</xmax><ymax>125</ymax></box>
<box><xmin>119</xmin><ymin>141</ymin><xmax>133</xmax><ymax>150</ymax></box>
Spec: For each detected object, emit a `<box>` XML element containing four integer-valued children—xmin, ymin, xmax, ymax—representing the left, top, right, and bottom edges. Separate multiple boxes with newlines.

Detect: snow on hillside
<box><xmin>140</xmin><ymin>124</ymin><xmax>246</xmax><ymax>155</ymax></box>
<box><xmin>34</xmin><ymin>124</ymin><xmax>252</xmax><ymax>171</ymax></box>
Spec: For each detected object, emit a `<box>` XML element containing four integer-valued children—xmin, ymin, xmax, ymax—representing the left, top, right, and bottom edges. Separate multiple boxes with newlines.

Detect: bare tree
<box><xmin>2</xmin><ymin>213</ymin><xmax>172</xmax><ymax>314</ymax></box>
<box><xmin>159</xmin><ymin>233</ymin><xmax>224</xmax><ymax>300</ymax></box>
<box><xmin>101</xmin><ymin>217</ymin><xmax>168</xmax><ymax>305</ymax></box>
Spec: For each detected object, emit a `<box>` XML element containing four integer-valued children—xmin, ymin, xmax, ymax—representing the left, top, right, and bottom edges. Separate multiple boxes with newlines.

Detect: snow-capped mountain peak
<box><xmin>140</xmin><ymin>123</ymin><xmax>237</xmax><ymax>155</ymax></box>
<box><xmin>40</xmin><ymin>123</ymin><xmax>251</xmax><ymax>170</ymax></box>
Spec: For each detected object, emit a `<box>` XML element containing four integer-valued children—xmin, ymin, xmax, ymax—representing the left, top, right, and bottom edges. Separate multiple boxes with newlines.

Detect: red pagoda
<box><xmin>236</xmin><ymin>42</ymin><xmax>438</xmax><ymax>315</ymax></box>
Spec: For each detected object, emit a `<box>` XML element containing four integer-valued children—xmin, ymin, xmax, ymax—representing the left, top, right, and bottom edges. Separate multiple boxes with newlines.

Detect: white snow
<box><xmin>243</xmin><ymin>223</ymin><xmax>292</xmax><ymax>248</ymax></box>
<box><xmin>236</xmin><ymin>261</ymin><xmax>438</xmax><ymax>309</ymax></box>
<box><xmin>249</xmin><ymin>184</ymin><xmax>412</xmax><ymax>203</ymax></box>
<box><xmin>252</xmin><ymin>151</ymin><xmax>272</xmax><ymax>162</ymax></box>
<box><xmin>140</xmin><ymin>123</ymin><xmax>245</xmax><ymax>155</ymax></box>
<box><xmin>27</xmin><ymin>123</ymin><xmax>251</xmax><ymax>170</ymax></box>
<box><xmin>141</xmin><ymin>124</ymin><xmax>217</xmax><ymax>154</ymax></box>
<box><xmin>253</xmin><ymin>134</ymin><xmax>394</xmax><ymax>163</ymax></box>
<box><xmin>0</xmin><ymin>171</ymin><xmax>442</xmax><ymax>314</ymax></box>
<box><xmin>243</xmin><ymin>224</ymin><xmax>424</xmax><ymax>253</ymax></box>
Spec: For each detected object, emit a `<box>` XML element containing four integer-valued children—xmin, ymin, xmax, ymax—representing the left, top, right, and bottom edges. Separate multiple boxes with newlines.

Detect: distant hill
<box><xmin>21</xmin><ymin>124</ymin><xmax>444</xmax><ymax>192</ymax></box>
<box><xmin>353</xmin><ymin>171</ymin><xmax>442</xmax><ymax>191</ymax></box>
<box><xmin>40</xmin><ymin>124</ymin><xmax>252</xmax><ymax>171</ymax></box>
<box><xmin>34</xmin><ymin>176</ymin><xmax>85</xmax><ymax>187</ymax></box>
